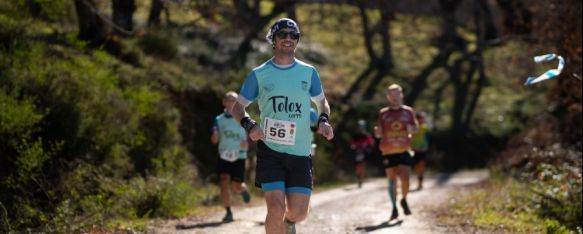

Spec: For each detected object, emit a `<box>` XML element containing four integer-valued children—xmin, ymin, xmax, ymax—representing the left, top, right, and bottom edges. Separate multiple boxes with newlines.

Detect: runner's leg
<box><xmin>220</xmin><ymin>174</ymin><xmax>231</xmax><ymax>208</ymax></box>
<box><xmin>285</xmin><ymin>192</ymin><xmax>310</xmax><ymax>222</ymax></box>
<box><xmin>398</xmin><ymin>165</ymin><xmax>410</xmax><ymax>199</ymax></box>
<box><xmin>386</xmin><ymin>167</ymin><xmax>399</xmax><ymax>219</ymax></box>
<box><xmin>398</xmin><ymin>164</ymin><xmax>412</xmax><ymax>215</ymax></box>
<box><xmin>220</xmin><ymin>173</ymin><xmax>233</xmax><ymax>221</ymax></box>
<box><xmin>416</xmin><ymin>159</ymin><xmax>426</xmax><ymax>189</ymax></box>
<box><xmin>356</xmin><ymin>162</ymin><xmax>364</xmax><ymax>187</ymax></box>
<box><xmin>265</xmin><ymin>190</ymin><xmax>286</xmax><ymax>234</ymax></box>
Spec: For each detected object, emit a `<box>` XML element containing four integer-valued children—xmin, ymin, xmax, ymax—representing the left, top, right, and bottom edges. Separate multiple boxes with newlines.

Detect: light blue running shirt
<box><xmin>239</xmin><ymin>58</ymin><xmax>324</xmax><ymax>156</ymax></box>
<box><xmin>213</xmin><ymin>112</ymin><xmax>248</xmax><ymax>159</ymax></box>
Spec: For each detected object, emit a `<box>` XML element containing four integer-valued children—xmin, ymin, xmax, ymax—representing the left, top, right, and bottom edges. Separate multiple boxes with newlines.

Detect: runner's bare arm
<box><xmin>313</xmin><ymin>98</ymin><xmax>334</xmax><ymax>140</ymax></box>
<box><xmin>231</xmin><ymin>101</ymin><xmax>265</xmax><ymax>141</ymax></box>
<box><xmin>211</xmin><ymin>129</ymin><xmax>219</xmax><ymax>144</ymax></box>
<box><xmin>407</xmin><ymin>110</ymin><xmax>419</xmax><ymax>135</ymax></box>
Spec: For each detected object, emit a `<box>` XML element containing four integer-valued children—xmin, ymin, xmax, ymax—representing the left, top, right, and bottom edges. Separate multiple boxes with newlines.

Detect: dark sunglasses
<box><xmin>275</xmin><ymin>31</ymin><xmax>300</xmax><ymax>40</ymax></box>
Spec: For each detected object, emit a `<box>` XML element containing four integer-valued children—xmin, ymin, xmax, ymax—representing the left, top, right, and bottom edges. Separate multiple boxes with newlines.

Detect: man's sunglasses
<box><xmin>275</xmin><ymin>31</ymin><xmax>300</xmax><ymax>40</ymax></box>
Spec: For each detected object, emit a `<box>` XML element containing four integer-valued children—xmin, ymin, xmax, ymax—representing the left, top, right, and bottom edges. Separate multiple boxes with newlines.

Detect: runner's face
<box><xmin>387</xmin><ymin>89</ymin><xmax>402</xmax><ymax>106</ymax></box>
<box><xmin>273</xmin><ymin>28</ymin><xmax>298</xmax><ymax>55</ymax></box>
<box><xmin>223</xmin><ymin>96</ymin><xmax>236</xmax><ymax>110</ymax></box>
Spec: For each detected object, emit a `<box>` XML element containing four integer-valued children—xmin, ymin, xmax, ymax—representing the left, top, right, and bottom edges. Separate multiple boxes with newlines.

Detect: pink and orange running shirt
<box><xmin>377</xmin><ymin>105</ymin><xmax>417</xmax><ymax>156</ymax></box>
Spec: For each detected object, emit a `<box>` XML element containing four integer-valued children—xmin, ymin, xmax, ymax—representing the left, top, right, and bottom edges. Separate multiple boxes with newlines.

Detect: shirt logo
<box><xmin>223</xmin><ymin>130</ymin><xmax>240</xmax><ymax>139</ymax></box>
<box><xmin>263</xmin><ymin>83</ymin><xmax>275</xmax><ymax>93</ymax></box>
<box><xmin>391</xmin><ymin>122</ymin><xmax>402</xmax><ymax>130</ymax></box>
<box><xmin>301</xmin><ymin>81</ymin><xmax>308</xmax><ymax>91</ymax></box>
<box><xmin>268</xmin><ymin>95</ymin><xmax>303</xmax><ymax>118</ymax></box>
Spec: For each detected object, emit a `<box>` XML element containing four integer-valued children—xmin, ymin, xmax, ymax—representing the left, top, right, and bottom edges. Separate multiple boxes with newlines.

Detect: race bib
<box><xmin>264</xmin><ymin>117</ymin><xmax>296</xmax><ymax>145</ymax></box>
<box><xmin>220</xmin><ymin>150</ymin><xmax>239</xmax><ymax>162</ymax></box>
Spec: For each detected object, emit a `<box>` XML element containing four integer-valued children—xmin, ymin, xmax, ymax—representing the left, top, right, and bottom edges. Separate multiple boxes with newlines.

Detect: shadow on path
<box><xmin>355</xmin><ymin>220</ymin><xmax>403</xmax><ymax>232</ymax></box>
<box><xmin>435</xmin><ymin>172</ymin><xmax>453</xmax><ymax>186</ymax></box>
<box><xmin>175</xmin><ymin>221</ymin><xmax>225</xmax><ymax>230</ymax></box>
<box><xmin>175</xmin><ymin>220</ymin><xmax>265</xmax><ymax>230</ymax></box>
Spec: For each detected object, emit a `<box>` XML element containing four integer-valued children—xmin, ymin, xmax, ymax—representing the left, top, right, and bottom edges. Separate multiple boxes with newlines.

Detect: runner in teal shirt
<box><xmin>211</xmin><ymin>91</ymin><xmax>251</xmax><ymax>222</ymax></box>
<box><xmin>231</xmin><ymin>18</ymin><xmax>334</xmax><ymax>234</ymax></box>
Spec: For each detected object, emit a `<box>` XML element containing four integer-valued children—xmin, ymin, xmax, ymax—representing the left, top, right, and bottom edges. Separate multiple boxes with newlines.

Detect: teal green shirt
<box><xmin>213</xmin><ymin>112</ymin><xmax>247</xmax><ymax>159</ymax></box>
<box><xmin>239</xmin><ymin>59</ymin><xmax>324</xmax><ymax>156</ymax></box>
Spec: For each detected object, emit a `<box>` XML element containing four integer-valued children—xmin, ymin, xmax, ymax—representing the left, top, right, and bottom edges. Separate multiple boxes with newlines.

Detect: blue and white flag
<box><xmin>525</xmin><ymin>54</ymin><xmax>565</xmax><ymax>86</ymax></box>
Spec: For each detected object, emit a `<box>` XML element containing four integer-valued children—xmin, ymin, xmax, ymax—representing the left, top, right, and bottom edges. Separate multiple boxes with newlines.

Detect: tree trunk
<box><xmin>73</xmin><ymin>0</ymin><xmax>110</xmax><ymax>45</ymax></box>
<box><xmin>284</xmin><ymin>0</ymin><xmax>297</xmax><ymax>20</ymax></box>
<box><xmin>25</xmin><ymin>0</ymin><xmax>42</xmax><ymax>18</ymax></box>
<box><xmin>112</xmin><ymin>0</ymin><xmax>135</xmax><ymax>32</ymax></box>
<box><xmin>378</xmin><ymin>0</ymin><xmax>394</xmax><ymax>70</ymax></box>
<box><xmin>449</xmin><ymin>54</ymin><xmax>477</xmax><ymax>137</ymax></box>
<box><xmin>463</xmin><ymin>0</ymin><xmax>490</xmax><ymax>129</ymax></box>
<box><xmin>405</xmin><ymin>49</ymin><xmax>453</xmax><ymax>106</ymax></box>
<box><xmin>148</xmin><ymin>0</ymin><xmax>164</xmax><ymax>27</ymax></box>
<box><xmin>357</xmin><ymin>1</ymin><xmax>378</xmax><ymax>64</ymax></box>
<box><xmin>495</xmin><ymin>0</ymin><xmax>532</xmax><ymax>34</ymax></box>
<box><xmin>432</xmin><ymin>79</ymin><xmax>450</xmax><ymax>121</ymax></box>
<box><xmin>228</xmin><ymin>0</ymin><xmax>288</xmax><ymax>67</ymax></box>
<box><xmin>405</xmin><ymin>0</ymin><xmax>463</xmax><ymax>106</ymax></box>
<box><xmin>438</xmin><ymin>0</ymin><xmax>466</xmax><ymax>51</ymax></box>
<box><xmin>477</xmin><ymin>0</ymin><xmax>498</xmax><ymax>40</ymax></box>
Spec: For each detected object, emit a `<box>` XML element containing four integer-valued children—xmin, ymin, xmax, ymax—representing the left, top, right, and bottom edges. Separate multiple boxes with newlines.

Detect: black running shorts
<box><xmin>412</xmin><ymin>151</ymin><xmax>427</xmax><ymax>164</ymax></box>
<box><xmin>217</xmin><ymin>158</ymin><xmax>246</xmax><ymax>182</ymax></box>
<box><xmin>255</xmin><ymin>141</ymin><xmax>313</xmax><ymax>194</ymax></box>
<box><xmin>381</xmin><ymin>151</ymin><xmax>413</xmax><ymax>169</ymax></box>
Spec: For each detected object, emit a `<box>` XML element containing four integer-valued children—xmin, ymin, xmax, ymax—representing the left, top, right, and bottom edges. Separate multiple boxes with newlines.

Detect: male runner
<box><xmin>411</xmin><ymin>111</ymin><xmax>431</xmax><ymax>190</ymax></box>
<box><xmin>231</xmin><ymin>18</ymin><xmax>334</xmax><ymax>234</ymax></box>
<box><xmin>374</xmin><ymin>84</ymin><xmax>418</xmax><ymax>221</ymax></box>
<box><xmin>349</xmin><ymin>120</ymin><xmax>374</xmax><ymax>188</ymax></box>
<box><xmin>211</xmin><ymin>91</ymin><xmax>251</xmax><ymax>222</ymax></box>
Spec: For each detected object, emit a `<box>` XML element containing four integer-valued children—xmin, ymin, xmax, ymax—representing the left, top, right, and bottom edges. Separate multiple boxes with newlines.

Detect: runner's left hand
<box><xmin>318</xmin><ymin>122</ymin><xmax>334</xmax><ymax>140</ymax></box>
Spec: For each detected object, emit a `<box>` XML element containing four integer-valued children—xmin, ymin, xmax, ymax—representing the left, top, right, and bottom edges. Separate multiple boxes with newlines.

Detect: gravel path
<box><xmin>150</xmin><ymin>170</ymin><xmax>489</xmax><ymax>234</ymax></box>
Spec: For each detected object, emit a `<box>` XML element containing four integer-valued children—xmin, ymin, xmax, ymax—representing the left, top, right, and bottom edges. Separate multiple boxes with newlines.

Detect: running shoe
<box><xmin>390</xmin><ymin>208</ymin><xmax>399</xmax><ymax>220</ymax></box>
<box><xmin>400</xmin><ymin>199</ymin><xmax>412</xmax><ymax>215</ymax></box>
<box><xmin>222</xmin><ymin>212</ymin><xmax>233</xmax><ymax>223</ymax></box>
<box><xmin>284</xmin><ymin>219</ymin><xmax>296</xmax><ymax>234</ymax></box>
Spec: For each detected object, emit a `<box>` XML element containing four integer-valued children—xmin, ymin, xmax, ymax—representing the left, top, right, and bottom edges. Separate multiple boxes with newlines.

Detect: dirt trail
<box><xmin>151</xmin><ymin>170</ymin><xmax>489</xmax><ymax>234</ymax></box>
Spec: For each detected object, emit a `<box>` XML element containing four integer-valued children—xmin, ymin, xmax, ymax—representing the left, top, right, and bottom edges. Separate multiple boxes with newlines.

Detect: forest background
<box><xmin>0</xmin><ymin>0</ymin><xmax>580</xmax><ymax>232</ymax></box>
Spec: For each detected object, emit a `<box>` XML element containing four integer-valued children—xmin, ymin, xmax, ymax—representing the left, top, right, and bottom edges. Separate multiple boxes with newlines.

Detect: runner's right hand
<box><xmin>248</xmin><ymin>125</ymin><xmax>265</xmax><ymax>141</ymax></box>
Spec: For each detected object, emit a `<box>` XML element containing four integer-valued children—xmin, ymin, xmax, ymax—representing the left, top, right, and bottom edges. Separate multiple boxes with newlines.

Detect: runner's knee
<box><xmin>265</xmin><ymin>192</ymin><xmax>286</xmax><ymax>219</ymax></box>
<box><xmin>266</xmin><ymin>202</ymin><xmax>286</xmax><ymax>220</ymax></box>
<box><xmin>286</xmin><ymin>206</ymin><xmax>308</xmax><ymax>222</ymax></box>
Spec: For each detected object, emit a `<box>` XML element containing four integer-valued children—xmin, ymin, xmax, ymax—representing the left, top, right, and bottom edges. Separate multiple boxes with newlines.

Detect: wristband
<box><xmin>240</xmin><ymin>117</ymin><xmax>257</xmax><ymax>133</ymax></box>
<box><xmin>317</xmin><ymin>113</ymin><xmax>329</xmax><ymax>130</ymax></box>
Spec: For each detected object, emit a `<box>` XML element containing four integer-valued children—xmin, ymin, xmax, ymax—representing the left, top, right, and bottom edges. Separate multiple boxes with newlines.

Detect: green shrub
<box><xmin>137</xmin><ymin>31</ymin><xmax>178</xmax><ymax>60</ymax></box>
<box><xmin>545</xmin><ymin>219</ymin><xmax>570</xmax><ymax>234</ymax></box>
<box><xmin>0</xmin><ymin>22</ymin><xmax>201</xmax><ymax>232</ymax></box>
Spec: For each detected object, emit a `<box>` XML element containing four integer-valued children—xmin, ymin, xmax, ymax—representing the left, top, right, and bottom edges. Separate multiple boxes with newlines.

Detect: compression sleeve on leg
<box><xmin>389</xmin><ymin>179</ymin><xmax>397</xmax><ymax>207</ymax></box>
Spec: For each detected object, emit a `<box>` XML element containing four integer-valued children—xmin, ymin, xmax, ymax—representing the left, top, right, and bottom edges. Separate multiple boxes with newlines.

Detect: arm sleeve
<box><xmin>309</xmin><ymin>68</ymin><xmax>324</xmax><ymax>98</ymax></box>
<box><xmin>239</xmin><ymin>72</ymin><xmax>259</xmax><ymax>105</ymax></box>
